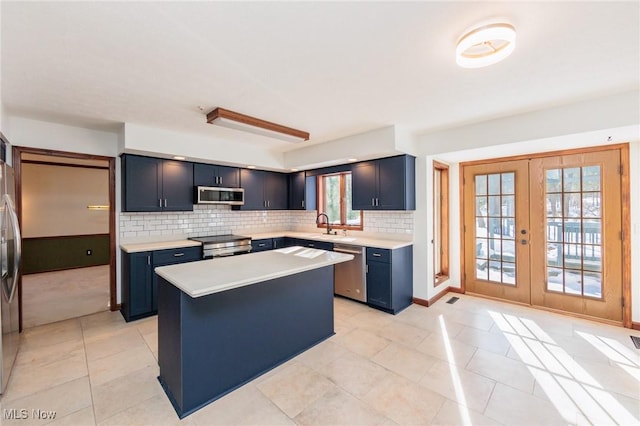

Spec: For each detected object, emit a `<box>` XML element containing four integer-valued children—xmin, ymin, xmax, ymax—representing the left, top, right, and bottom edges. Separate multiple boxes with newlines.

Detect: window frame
<box><xmin>433</xmin><ymin>161</ymin><xmax>450</xmax><ymax>284</ymax></box>
<box><xmin>316</xmin><ymin>172</ymin><xmax>363</xmax><ymax>231</ymax></box>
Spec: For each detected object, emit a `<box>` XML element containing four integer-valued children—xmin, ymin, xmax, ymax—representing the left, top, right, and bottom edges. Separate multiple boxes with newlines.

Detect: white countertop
<box><xmin>248</xmin><ymin>231</ymin><xmax>412</xmax><ymax>250</ymax></box>
<box><xmin>120</xmin><ymin>240</ymin><xmax>202</xmax><ymax>253</ymax></box>
<box><xmin>155</xmin><ymin>246</ymin><xmax>353</xmax><ymax>298</ymax></box>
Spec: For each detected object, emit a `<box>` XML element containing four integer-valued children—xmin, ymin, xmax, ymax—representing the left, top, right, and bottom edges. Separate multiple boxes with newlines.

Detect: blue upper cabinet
<box><xmin>237</xmin><ymin>168</ymin><xmax>288</xmax><ymax>210</ymax></box>
<box><xmin>352</xmin><ymin>155</ymin><xmax>415</xmax><ymax>210</ymax></box>
<box><xmin>122</xmin><ymin>155</ymin><xmax>163</xmax><ymax>212</ymax></box>
<box><xmin>122</xmin><ymin>154</ymin><xmax>194</xmax><ymax>212</ymax></box>
<box><xmin>264</xmin><ymin>171</ymin><xmax>288</xmax><ymax>210</ymax></box>
<box><xmin>351</xmin><ymin>161</ymin><xmax>377</xmax><ymax>210</ymax></box>
<box><xmin>238</xmin><ymin>168</ymin><xmax>264</xmax><ymax>210</ymax></box>
<box><xmin>193</xmin><ymin>163</ymin><xmax>240</xmax><ymax>188</ymax></box>
<box><xmin>288</xmin><ymin>171</ymin><xmax>316</xmax><ymax>210</ymax></box>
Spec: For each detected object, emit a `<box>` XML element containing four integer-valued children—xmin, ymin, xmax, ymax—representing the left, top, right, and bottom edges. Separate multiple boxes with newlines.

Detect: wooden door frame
<box><xmin>13</xmin><ymin>146</ymin><xmax>117</xmax><ymax>331</ymax></box>
<box><xmin>459</xmin><ymin>143</ymin><xmax>631</xmax><ymax>328</ymax></box>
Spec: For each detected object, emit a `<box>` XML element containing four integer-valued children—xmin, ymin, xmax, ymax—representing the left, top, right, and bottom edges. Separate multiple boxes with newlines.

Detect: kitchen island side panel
<box><xmin>157</xmin><ymin>278</ymin><xmax>184</xmax><ymax>410</ymax></box>
<box><xmin>157</xmin><ymin>266</ymin><xmax>335</xmax><ymax>418</ymax></box>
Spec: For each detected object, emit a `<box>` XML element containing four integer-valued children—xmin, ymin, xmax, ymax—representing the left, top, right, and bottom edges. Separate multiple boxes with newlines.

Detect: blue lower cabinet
<box><xmin>272</xmin><ymin>237</ymin><xmax>286</xmax><ymax>249</ymax></box>
<box><xmin>366</xmin><ymin>260</ymin><xmax>392</xmax><ymax>310</ymax></box>
<box><xmin>283</xmin><ymin>237</ymin><xmax>298</xmax><ymax>247</ymax></box>
<box><xmin>121</xmin><ymin>246</ymin><xmax>201</xmax><ymax>322</ymax></box>
<box><xmin>122</xmin><ymin>251</ymin><xmax>153</xmax><ymax>320</ymax></box>
<box><xmin>296</xmin><ymin>239</ymin><xmax>334</xmax><ymax>251</ymax></box>
<box><xmin>366</xmin><ymin>245</ymin><xmax>413</xmax><ymax>314</ymax></box>
<box><xmin>251</xmin><ymin>238</ymin><xmax>274</xmax><ymax>252</ymax></box>
<box><xmin>252</xmin><ymin>237</ymin><xmax>332</xmax><ymax>252</ymax></box>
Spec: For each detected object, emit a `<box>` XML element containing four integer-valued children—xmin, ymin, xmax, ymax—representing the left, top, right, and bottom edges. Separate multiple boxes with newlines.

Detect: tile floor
<box><xmin>22</xmin><ymin>265</ymin><xmax>111</xmax><ymax>328</ymax></box>
<box><xmin>1</xmin><ymin>294</ymin><xmax>639</xmax><ymax>425</ymax></box>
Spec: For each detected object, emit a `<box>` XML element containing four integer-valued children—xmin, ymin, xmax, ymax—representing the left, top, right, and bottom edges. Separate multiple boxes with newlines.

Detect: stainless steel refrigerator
<box><xmin>0</xmin><ymin>135</ymin><xmax>22</xmax><ymax>395</ymax></box>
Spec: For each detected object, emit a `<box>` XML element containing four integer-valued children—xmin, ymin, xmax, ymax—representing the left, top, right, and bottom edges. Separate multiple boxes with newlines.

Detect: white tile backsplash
<box><xmin>119</xmin><ymin>206</ymin><xmax>414</xmax><ymax>243</ymax></box>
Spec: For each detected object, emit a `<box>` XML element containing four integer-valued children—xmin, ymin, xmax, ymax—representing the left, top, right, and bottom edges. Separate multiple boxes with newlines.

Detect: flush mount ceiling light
<box><xmin>206</xmin><ymin>107</ymin><xmax>310</xmax><ymax>143</ymax></box>
<box><xmin>456</xmin><ymin>23</ymin><xmax>516</xmax><ymax>68</ymax></box>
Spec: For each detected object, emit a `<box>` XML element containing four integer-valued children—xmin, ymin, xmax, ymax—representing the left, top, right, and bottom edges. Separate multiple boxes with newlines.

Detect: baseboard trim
<box><xmin>412</xmin><ymin>297</ymin><xmax>429</xmax><ymax>307</ymax></box>
<box><xmin>413</xmin><ymin>286</ymin><xmax>464</xmax><ymax>307</ymax></box>
<box><xmin>632</xmin><ymin>322</ymin><xmax>640</xmax><ymax>331</ymax></box>
<box><xmin>111</xmin><ymin>303</ymin><xmax>121</xmax><ymax>312</ymax></box>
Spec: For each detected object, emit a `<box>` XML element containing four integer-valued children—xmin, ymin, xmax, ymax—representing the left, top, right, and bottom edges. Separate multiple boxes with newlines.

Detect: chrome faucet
<box><xmin>316</xmin><ymin>213</ymin><xmax>333</xmax><ymax>235</ymax></box>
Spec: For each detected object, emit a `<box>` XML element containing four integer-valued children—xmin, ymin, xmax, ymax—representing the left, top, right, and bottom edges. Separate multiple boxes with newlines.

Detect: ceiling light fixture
<box><xmin>456</xmin><ymin>23</ymin><xmax>516</xmax><ymax>68</ymax></box>
<box><xmin>173</xmin><ymin>156</ymin><xmax>186</xmax><ymax>160</ymax></box>
<box><xmin>206</xmin><ymin>107</ymin><xmax>310</xmax><ymax>143</ymax></box>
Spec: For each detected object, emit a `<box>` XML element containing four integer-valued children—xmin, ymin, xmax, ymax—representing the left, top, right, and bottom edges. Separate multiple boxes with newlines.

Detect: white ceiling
<box><xmin>2</xmin><ymin>1</ymin><xmax>639</xmax><ymax>152</ymax></box>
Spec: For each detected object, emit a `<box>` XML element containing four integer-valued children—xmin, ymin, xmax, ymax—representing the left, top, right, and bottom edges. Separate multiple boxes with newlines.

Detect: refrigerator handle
<box><xmin>4</xmin><ymin>194</ymin><xmax>21</xmax><ymax>304</ymax></box>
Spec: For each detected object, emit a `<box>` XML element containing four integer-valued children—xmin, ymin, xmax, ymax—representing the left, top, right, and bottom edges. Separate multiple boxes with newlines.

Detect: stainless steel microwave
<box><xmin>195</xmin><ymin>186</ymin><xmax>244</xmax><ymax>205</ymax></box>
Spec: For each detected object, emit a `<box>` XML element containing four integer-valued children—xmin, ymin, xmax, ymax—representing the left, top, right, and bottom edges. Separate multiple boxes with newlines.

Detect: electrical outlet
<box><xmin>86</xmin><ymin>249</ymin><xmax>92</xmax><ymax>256</ymax></box>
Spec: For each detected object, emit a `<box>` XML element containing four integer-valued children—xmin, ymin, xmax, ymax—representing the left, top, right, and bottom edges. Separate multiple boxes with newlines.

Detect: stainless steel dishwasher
<box><xmin>333</xmin><ymin>244</ymin><xmax>366</xmax><ymax>302</ymax></box>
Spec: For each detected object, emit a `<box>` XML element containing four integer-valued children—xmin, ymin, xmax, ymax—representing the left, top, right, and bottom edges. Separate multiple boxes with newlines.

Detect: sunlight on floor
<box><xmin>438</xmin><ymin>315</ymin><xmax>472</xmax><ymax>425</ymax></box>
<box><xmin>488</xmin><ymin>310</ymin><xmax>637</xmax><ymax>425</ymax></box>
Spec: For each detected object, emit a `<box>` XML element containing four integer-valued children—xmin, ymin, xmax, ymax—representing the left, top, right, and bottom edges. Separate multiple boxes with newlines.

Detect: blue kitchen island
<box><xmin>154</xmin><ymin>246</ymin><xmax>353</xmax><ymax>418</ymax></box>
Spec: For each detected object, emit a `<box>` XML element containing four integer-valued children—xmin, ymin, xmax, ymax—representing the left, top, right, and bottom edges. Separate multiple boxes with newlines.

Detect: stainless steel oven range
<box><xmin>189</xmin><ymin>234</ymin><xmax>252</xmax><ymax>259</ymax></box>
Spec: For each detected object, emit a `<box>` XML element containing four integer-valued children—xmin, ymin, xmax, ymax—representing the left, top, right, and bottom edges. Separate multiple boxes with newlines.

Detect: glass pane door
<box><xmin>545</xmin><ymin>166</ymin><xmax>602</xmax><ymax>298</ymax></box>
<box><xmin>463</xmin><ymin>160</ymin><xmax>530</xmax><ymax>305</ymax></box>
<box><xmin>474</xmin><ymin>172</ymin><xmax>516</xmax><ymax>285</ymax></box>
<box><xmin>530</xmin><ymin>149</ymin><xmax>623</xmax><ymax>322</ymax></box>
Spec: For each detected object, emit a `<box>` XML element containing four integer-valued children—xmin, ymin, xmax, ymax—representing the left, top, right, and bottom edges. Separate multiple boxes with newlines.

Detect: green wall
<box><xmin>22</xmin><ymin>234</ymin><xmax>110</xmax><ymax>274</ymax></box>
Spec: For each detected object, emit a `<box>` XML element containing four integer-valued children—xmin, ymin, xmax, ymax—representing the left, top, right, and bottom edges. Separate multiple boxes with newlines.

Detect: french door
<box><xmin>463</xmin><ymin>160</ymin><xmax>531</xmax><ymax>304</ymax></box>
<box><xmin>463</xmin><ymin>147</ymin><xmax>624</xmax><ymax>322</ymax></box>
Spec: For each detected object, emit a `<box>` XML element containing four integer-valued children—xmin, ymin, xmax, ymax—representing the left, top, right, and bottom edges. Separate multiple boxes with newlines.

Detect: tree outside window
<box><xmin>318</xmin><ymin>172</ymin><xmax>362</xmax><ymax>230</ymax></box>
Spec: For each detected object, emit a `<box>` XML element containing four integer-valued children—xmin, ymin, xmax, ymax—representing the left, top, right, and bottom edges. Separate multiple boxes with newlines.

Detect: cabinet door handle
<box><xmin>164</xmin><ymin>199</ymin><xmax>167</xmax><ymax>207</ymax></box>
<box><xmin>267</xmin><ymin>200</ymin><xmax>270</xmax><ymax>207</ymax></box>
<box><xmin>371</xmin><ymin>198</ymin><xmax>375</xmax><ymax>206</ymax></box>
<box><xmin>219</xmin><ymin>177</ymin><xmax>223</xmax><ymax>185</ymax></box>
<box><xmin>302</xmin><ymin>200</ymin><xmax>305</xmax><ymax>208</ymax></box>
<box><xmin>258</xmin><ymin>243</ymin><xmax>266</xmax><ymax>247</ymax></box>
<box><xmin>159</xmin><ymin>199</ymin><xmax>162</xmax><ymax>207</ymax></box>
<box><xmin>308</xmin><ymin>243</ymin><xmax>315</xmax><ymax>247</ymax></box>
<box><xmin>147</xmin><ymin>255</ymin><xmax>151</xmax><ymax>265</ymax></box>
<box><xmin>366</xmin><ymin>265</ymin><xmax>369</xmax><ymax>273</ymax></box>
<box><xmin>173</xmin><ymin>253</ymin><xmax>184</xmax><ymax>257</ymax></box>
<box><xmin>372</xmin><ymin>253</ymin><xmax>382</xmax><ymax>257</ymax></box>
<box><xmin>376</xmin><ymin>198</ymin><xmax>379</xmax><ymax>206</ymax></box>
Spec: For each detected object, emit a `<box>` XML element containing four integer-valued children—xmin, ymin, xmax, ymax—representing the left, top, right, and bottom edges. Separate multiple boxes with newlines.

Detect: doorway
<box><xmin>13</xmin><ymin>147</ymin><xmax>116</xmax><ymax>329</ymax></box>
<box><xmin>462</xmin><ymin>144</ymin><xmax>629</xmax><ymax>325</ymax></box>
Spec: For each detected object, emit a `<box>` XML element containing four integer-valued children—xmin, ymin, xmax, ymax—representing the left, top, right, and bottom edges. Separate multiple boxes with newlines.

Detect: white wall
<box><xmin>123</xmin><ymin>123</ymin><xmax>284</xmax><ymax>170</ymax></box>
<box><xmin>283</xmin><ymin>125</ymin><xmax>406</xmax><ymax>170</ymax></box>
<box><xmin>22</xmin><ymin>164</ymin><xmax>109</xmax><ymax>238</ymax></box>
<box><xmin>419</xmin><ymin>90</ymin><xmax>639</xmax><ymax>156</ymax></box>
<box><xmin>414</xmin><ymin>90</ymin><xmax>640</xmax><ymax>323</ymax></box>
<box><xmin>5</xmin><ymin>116</ymin><xmax>119</xmax><ymax>157</ymax></box>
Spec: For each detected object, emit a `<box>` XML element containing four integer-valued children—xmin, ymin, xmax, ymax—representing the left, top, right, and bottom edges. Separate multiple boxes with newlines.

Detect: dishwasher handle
<box><xmin>333</xmin><ymin>247</ymin><xmax>363</xmax><ymax>255</ymax></box>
